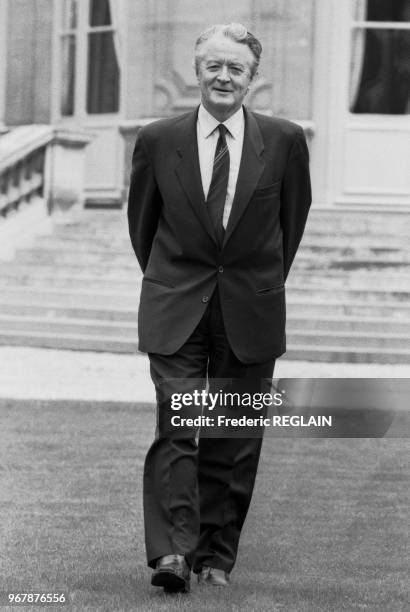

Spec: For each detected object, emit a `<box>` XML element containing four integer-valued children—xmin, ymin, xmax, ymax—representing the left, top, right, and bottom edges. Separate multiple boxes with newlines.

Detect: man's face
<box><xmin>196</xmin><ymin>34</ymin><xmax>255</xmax><ymax>120</ymax></box>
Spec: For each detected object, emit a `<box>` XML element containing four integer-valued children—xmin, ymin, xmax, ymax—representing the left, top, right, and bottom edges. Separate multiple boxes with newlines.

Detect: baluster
<box><xmin>0</xmin><ymin>171</ymin><xmax>7</xmax><ymax>217</ymax></box>
<box><xmin>33</xmin><ymin>148</ymin><xmax>45</xmax><ymax>197</ymax></box>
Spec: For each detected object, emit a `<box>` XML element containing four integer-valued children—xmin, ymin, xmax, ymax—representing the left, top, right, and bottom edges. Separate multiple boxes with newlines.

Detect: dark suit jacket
<box><xmin>128</xmin><ymin>106</ymin><xmax>311</xmax><ymax>363</ymax></box>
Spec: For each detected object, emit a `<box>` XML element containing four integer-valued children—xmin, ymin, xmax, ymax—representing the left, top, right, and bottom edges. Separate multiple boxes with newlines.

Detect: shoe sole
<box><xmin>151</xmin><ymin>570</ymin><xmax>190</xmax><ymax>593</ymax></box>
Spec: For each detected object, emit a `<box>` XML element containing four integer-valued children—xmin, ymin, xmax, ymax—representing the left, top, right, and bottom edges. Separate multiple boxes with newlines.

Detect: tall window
<box><xmin>87</xmin><ymin>0</ymin><xmax>120</xmax><ymax>113</ymax></box>
<box><xmin>60</xmin><ymin>0</ymin><xmax>120</xmax><ymax>117</ymax></box>
<box><xmin>60</xmin><ymin>0</ymin><xmax>77</xmax><ymax>116</ymax></box>
<box><xmin>350</xmin><ymin>0</ymin><xmax>410</xmax><ymax>114</ymax></box>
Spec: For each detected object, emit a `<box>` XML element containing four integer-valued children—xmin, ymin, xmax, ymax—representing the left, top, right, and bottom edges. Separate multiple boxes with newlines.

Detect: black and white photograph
<box><xmin>0</xmin><ymin>1</ymin><xmax>409</xmax><ymax>610</ymax></box>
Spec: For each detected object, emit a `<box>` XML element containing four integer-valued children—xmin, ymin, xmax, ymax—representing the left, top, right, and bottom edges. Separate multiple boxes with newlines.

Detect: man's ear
<box><xmin>193</xmin><ymin>55</ymin><xmax>202</xmax><ymax>81</ymax></box>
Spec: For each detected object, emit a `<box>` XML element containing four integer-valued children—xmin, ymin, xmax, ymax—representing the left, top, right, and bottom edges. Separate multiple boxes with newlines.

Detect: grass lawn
<box><xmin>0</xmin><ymin>399</ymin><xmax>409</xmax><ymax>611</ymax></box>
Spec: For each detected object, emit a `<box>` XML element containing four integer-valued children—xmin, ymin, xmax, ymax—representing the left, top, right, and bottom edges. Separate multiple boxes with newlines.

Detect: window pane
<box><xmin>89</xmin><ymin>0</ymin><xmax>111</xmax><ymax>26</ymax></box>
<box><xmin>61</xmin><ymin>35</ymin><xmax>76</xmax><ymax>116</ymax></box>
<box><xmin>365</xmin><ymin>0</ymin><xmax>410</xmax><ymax>22</ymax></box>
<box><xmin>61</xmin><ymin>0</ymin><xmax>78</xmax><ymax>29</ymax></box>
<box><xmin>87</xmin><ymin>32</ymin><xmax>119</xmax><ymax>113</ymax></box>
<box><xmin>350</xmin><ymin>29</ymin><xmax>410</xmax><ymax>114</ymax></box>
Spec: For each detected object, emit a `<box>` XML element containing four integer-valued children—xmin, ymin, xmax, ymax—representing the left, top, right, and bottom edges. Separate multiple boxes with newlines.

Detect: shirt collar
<box><xmin>198</xmin><ymin>104</ymin><xmax>244</xmax><ymax>140</ymax></box>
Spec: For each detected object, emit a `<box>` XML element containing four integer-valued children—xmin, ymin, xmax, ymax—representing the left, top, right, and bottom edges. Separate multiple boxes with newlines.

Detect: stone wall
<box><xmin>5</xmin><ymin>0</ymin><xmax>53</xmax><ymax>125</ymax></box>
<box><xmin>124</xmin><ymin>0</ymin><xmax>314</xmax><ymax>121</ymax></box>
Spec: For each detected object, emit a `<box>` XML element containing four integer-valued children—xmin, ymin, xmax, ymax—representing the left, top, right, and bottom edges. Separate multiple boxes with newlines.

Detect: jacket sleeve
<box><xmin>127</xmin><ymin>129</ymin><xmax>162</xmax><ymax>273</ymax></box>
<box><xmin>280</xmin><ymin>126</ymin><xmax>312</xmax><ymax>280</ymax></box>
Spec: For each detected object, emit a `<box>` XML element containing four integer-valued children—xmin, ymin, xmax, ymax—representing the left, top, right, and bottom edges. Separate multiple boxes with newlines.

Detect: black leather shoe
<box><xmin>151</xmin><ymin>554</ymin><xmax>190</xmax><ymax>593</ymax></box>
<box><xmin>197</xmin><ymin>566</ymin><xmax>230</xmax><ymax>587</ymax></box>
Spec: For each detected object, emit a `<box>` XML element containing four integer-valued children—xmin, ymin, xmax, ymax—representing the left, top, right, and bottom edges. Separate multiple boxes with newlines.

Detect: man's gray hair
<box><xmin>194</xmin><ymin>23</ymin><xmax>262</xmax><ymax>79</ymax></box>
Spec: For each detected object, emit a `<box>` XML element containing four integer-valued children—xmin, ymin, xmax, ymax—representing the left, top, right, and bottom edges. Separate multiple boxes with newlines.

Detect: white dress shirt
<box><xmin>197</xmin><ymin>104</ymin><xmax>245</xmax><ymax>229</ymax></box>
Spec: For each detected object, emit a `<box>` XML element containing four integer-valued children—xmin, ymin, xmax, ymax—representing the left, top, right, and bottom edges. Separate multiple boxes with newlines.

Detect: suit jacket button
<box><xmin>202</xmin><ymin>296</ymin><xmax>209</xmax><ymax>303</ymax></box>
<box><xmin>218</xmin><ymin>266</ymin><xmax>224</xmax><ymax>273</ymax></box>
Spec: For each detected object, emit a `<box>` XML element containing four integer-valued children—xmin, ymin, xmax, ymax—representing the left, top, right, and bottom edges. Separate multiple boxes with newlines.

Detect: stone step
<box><xmin>2</xmin><ymin>262</ymin><xmax>410</xmax><ymax>289</ymax></box>
<box><xmin>2</xmin><ymin>205</ymin><xmax>409</xmax><ymax>363</ymax></box>
<box><xmin>291</xmin><ymin>287</ymin><xmax>410</xmax><ymax>302</ymax></box>
<box><xmin>0</xmin><ymin>273</ymin><xmax>138</xmax><ymax>292</ymax></box>
<box><xmin>1</xmin><ymin>329</ymin><xmax>409</xmax><ymax>363</ymax></box>
<box><xmin>34</xmin><ymin>235</ymin><xmax>132</xmax><ymax>250</ymax></box>
<box><xmin>305</xmin><ymin>227</ymin><xmax>410</xmax><ymax>239</ymax></box>
<box><xmin>62</xmin><ymin>209</ymin><xmax>410</xmax><ymax>230</ymax></box>
<box><xmin>0</xmin><ymin>315</ymin><xmax>409</xmax><ymax>349</ymax></box>
<box><xmin>0</xmin><ymin>261</ymin><xmax>139</xmax><ymax>277</ymax></box>
<box><xmin>299</xmin><ymin>246</ymin><xmax>409</xmax><ymax>260</ymax></box>
<box><xmin>295</xmin><ymin>258</ymin><xmax>410</xmax><ymax>271</ymax></box>
<box><xmin>288</xmin><ymin>330</ymin><xmax>408</xmax><ymax>350</ymax></box>
<box><xmin>303</xmin><ymin>221</ymin><xmax>410</xmax><ymax>236</ymax></box>
<box><xmin>52</xmin><ymin>227</ymin><xmax>410</xmax><ymax>249</ymax></box>
<box><xmin>15</xmin><ymin>248</ymin><xmax>136</xmax><ymax>265</ymax></box>
<box><xmin>54</xmin><ymin>209</ymin><xmax>125</xmax><ymax>221</ymax></box>
<box><xmin>0</xmin><ymin>266</ymin><xmax>410</xmax><ymax>301</ymax></box>
<box><xmin>51</xmin><ymin>226</ymin><xmax>128</xmax><ymax>241</ymax></box>
<box><xmin>288</xmin><ymin>271</ymin><xmax>410</xmax><ymax>288</ymax></box>
<box><xmin>288</xmin><ymin>315</ymin><xmax>410</xmax><ymax>334</ymax></box>
<box><xmin>4</xmin><ymin>277</ymin><xmax>410</xmax><ymax>302</ymax></box>
<box><xmin>0</xmin><ymin>315</ymin><xmax>138</xmax><ymax>337</ymax></box>
<box><xmin>0</xmin><ymin>329</ymin><xmax>138</xmax><ymax>353</ymax></box>
<box><xmin>287</xmin><ymin>300</ymin><xmax>410</xmax><ymax>319</ymax></box>
<box><xmin>27</xmin><ymin>234</ymin><xmax>410</xmax><ymax>256</ymax></box>
<box><xmin>13</xmin><ymin>247</ymin><xmax>410</xmax><ymax>268</ymax></box>
<box><xmin>305</xmin><ymin>211</ymin><xmax>410</xmax><ymax>230</ymax></box>
<box><xmin>2</xmin><ymin>284</ymin><xmax>410</xmax><ymax>307</ymax></box>
<box><xmin>53</xmin><ymin>212</ymin><xmax>410</xmax><ymax>236</ymax></box>
<box><xmin>37</xmin><ymin>232</ymin><xmax>410</xmax><ymax>250</ymax></box>
<box><xmin>0</xmin><ymin>306</ymin><xmax>409</xmax><ymax>335</ymax></box>
<box><xmin>0</xmin><ymin>287</ymin><xmax>139</xmax><ymax>308</ymax></box>
<box><xmin>2</xmin><ymin>272</ymin><xmax>410</xmax><ymax>294</ymax></box>
<box><xmin>284</xmin><ymin>345</ymin><xmax>410</xmax><ymax>364</ymax></box>
<box><xmin>1</xmin><ymin>290</ymin><xmax>410</xmax><ymax>320</ymax></box>
<box><xmin>0</xmin><ymin>302</ymin><xmax>136</xmax><ymax>322</ymax></box>
<box><xmin>52</xmin><ymin>217</ymin><xmax>127</xmax><ymax>231</ymax></box>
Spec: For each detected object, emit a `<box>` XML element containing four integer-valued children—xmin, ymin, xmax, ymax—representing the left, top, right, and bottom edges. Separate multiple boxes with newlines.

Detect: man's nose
<box><xmin>217</xmin><ymin>66</ymin><xmax>230</xmax><ymax>82</ymax></box>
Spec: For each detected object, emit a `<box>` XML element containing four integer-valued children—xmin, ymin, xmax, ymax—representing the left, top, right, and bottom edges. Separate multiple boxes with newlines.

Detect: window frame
<box><xmin>53</xmin><ymin>0</ymin><xmax>121</xmax><ymax>122</ymax></box>
<box><xmin>349</xmin><ymin>5</ymin><xmax>410</xmax><ymax>115</ymax></box>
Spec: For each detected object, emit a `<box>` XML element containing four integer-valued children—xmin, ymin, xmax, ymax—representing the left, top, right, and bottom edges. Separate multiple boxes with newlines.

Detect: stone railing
<box><xmin>0</xmin><ymin>125</ymin><xmax>91</xmax><ymax>218</ymax></box>
<box><xmin>0</xmin><ymin>125</ymin><xmax>91</xmax><ymax>259</ymax></box>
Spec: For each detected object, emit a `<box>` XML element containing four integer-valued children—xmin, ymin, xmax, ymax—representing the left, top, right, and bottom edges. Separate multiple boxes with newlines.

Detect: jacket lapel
<box><xmin>223</xmin><ymin>107</ymin><xmax>265</xmax><ymax>247</ymax></box>
<box><xmin>174</xmin><ymin>108</ymin><xmax>218</xmax><ymax>245</ymax></box>
<box><xmin>174</xmin><ymin>106</ymin><xmax>265</xmax><ymax>248</ymax></box>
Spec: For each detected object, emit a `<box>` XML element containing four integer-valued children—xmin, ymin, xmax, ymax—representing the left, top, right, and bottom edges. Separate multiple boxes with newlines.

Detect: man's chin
<box><xmin>211</xmin><ymin>93</ymin><xmax>234</xmax><ymax>105</ymax></box>
<box><xmin>207</xmin><ymin>98</ymin><xmax>237</xmax><ymax>116</ymax></box>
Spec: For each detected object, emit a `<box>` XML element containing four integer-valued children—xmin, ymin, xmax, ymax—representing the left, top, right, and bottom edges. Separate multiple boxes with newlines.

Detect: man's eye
<box><xmin>230</xmin><ymin>67</ymin><xmax>244</xmax><ymax>75</ymax></box>
<box><xmin>207</xmin><ymin>65</ymin><xmax>219</xmax><ymax>71</ymax></box>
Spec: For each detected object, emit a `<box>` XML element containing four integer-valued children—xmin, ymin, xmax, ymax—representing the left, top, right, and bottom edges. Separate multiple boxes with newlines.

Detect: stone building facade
<box><xmin>1</xmin><ymin>0</ymin><xmax>409</xmax><ymax>209</ymax></box>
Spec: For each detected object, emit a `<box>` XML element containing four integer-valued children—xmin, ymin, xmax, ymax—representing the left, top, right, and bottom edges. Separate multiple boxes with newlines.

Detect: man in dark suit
<box><xmin>128</xmin><ymin>23</ymin><xmax>311</xmax><ymax>593</ymax></box>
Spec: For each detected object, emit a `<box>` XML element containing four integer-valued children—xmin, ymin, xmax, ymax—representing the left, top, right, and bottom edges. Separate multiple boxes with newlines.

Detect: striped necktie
<box><xmin>207</xmin><ymin>124</ymin><xmax>230</xmax><ymax>245</ymax></box>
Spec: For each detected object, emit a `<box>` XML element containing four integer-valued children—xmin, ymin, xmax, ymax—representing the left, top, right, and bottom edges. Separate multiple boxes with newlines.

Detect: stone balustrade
<box><xmin>0</xmin><ymin>125</ymin><xmax>91</xmax><ymax>218</ymax></box>
<box><xmin>0</xmin><ymin>125</ymin><xmax>91</xmax><ymax>260</ymax></box>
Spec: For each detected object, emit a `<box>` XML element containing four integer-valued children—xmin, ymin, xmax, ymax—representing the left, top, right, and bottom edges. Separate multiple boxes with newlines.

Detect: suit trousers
<box><xmin>144</xmin><ymin>288</ymin><xmax>275</xmax><ymax>572</ymax></box>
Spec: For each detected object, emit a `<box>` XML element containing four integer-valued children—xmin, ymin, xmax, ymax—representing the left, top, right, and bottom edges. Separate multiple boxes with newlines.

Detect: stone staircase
<box><xmin>1</xmin><ymin>206</ymin><xmax>410</xmax><ymax>363</ymax></box>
